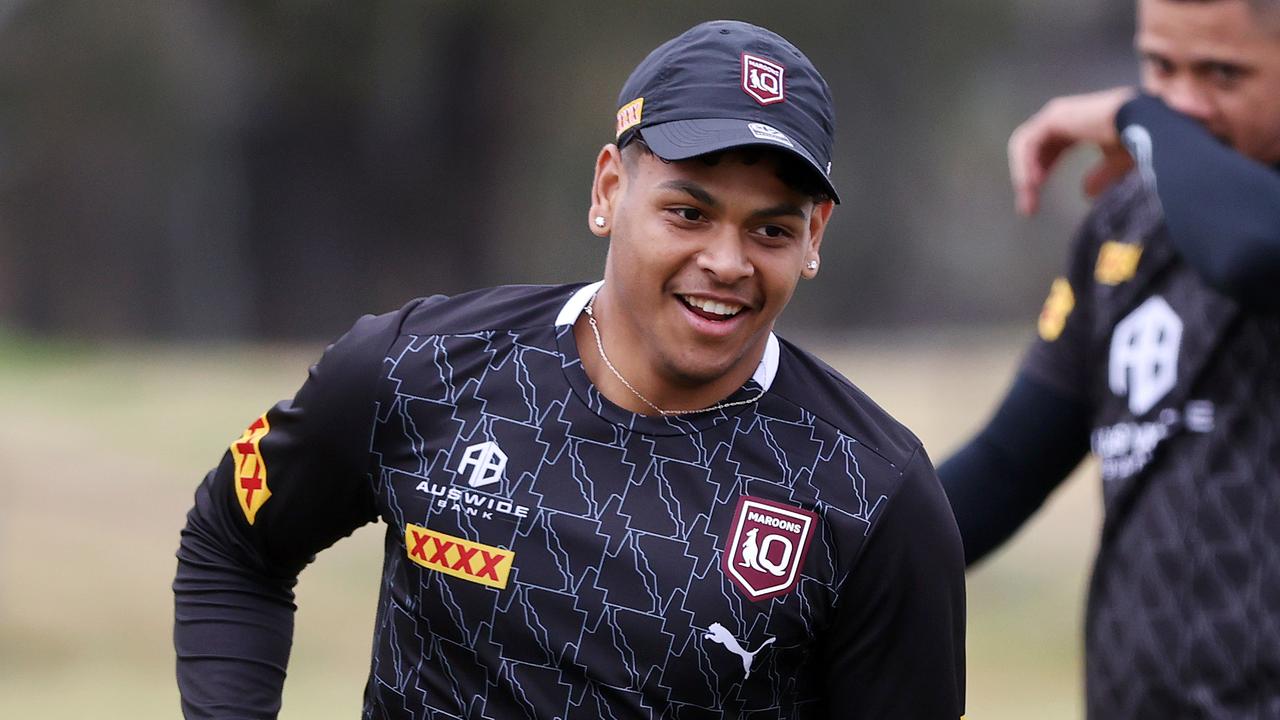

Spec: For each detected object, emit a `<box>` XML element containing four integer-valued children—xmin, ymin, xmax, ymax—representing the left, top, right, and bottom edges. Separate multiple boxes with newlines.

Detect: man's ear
<box><xmin>806</xmin><ymin>199</ymin><xmax>835</xmax><ymax>257</ymax></box>
<box><xmin>588</xmin><ymin>144</ymin><xmax>624</xmax><ymax>237</ymax></box>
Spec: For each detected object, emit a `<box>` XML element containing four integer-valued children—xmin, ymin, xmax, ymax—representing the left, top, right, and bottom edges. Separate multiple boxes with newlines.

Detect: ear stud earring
<box><xmin>594</xmin><ymin>216</ymin><xmax>607</xmax><ymax>228</ymax></box>
<box><xmin>806</xmin><ymin>260</ymin><xmax>818</xmax><ymax>271</ymax></box>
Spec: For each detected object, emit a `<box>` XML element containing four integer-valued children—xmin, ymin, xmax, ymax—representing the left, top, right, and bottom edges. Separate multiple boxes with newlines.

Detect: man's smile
<box><xmin>679</xmin><ymin>294</ymin><xmax>745</xmax><ymax>319</ymax></box>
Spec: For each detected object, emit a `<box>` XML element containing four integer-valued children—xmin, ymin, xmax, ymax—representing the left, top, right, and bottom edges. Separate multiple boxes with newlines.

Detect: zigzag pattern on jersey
<box><xmin>361</xmin><ymin>322</ymin><xmax>886</xmax><ymax>719</ymax></box>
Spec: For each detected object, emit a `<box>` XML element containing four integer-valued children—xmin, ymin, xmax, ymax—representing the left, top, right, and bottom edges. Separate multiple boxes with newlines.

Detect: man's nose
<box><xmin>696</xmin><ymin>229</ymin><xmax>754</xmax><ymax>283</ymax></box>
<box><xmin>1161</xmin><ymin>77</ymin><xmax>1216</xmax><ymax>124</ymax></box>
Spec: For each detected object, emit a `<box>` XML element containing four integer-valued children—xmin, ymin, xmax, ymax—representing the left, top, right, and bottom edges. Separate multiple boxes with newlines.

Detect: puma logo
<box><xmin>704</xmin><ymin>622</ymin><xmax>776</xmax><ymax>678</ymax></box>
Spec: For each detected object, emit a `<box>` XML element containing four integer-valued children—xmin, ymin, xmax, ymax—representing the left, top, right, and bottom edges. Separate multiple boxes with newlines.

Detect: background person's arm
<box><xmin>1118</xmin><ymin>94</ymin><xmax>1280</xmax><ymax>309</ymax></box>
<box><xmin>938</xmin><ymin>373</ymin><xmax>1091</xmax><ymax>566</ymax></box>
<box><xmin>1009</xmin><ymin>88</ymin><xmax>1280</xmax><ymax>309</ymax></box>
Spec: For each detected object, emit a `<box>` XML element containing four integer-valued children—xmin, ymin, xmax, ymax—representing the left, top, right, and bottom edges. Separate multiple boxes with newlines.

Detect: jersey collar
<box><xmin>555</xmin><ymin>280</ymin><xmax>779</xmax><ymax>393</ymax></box>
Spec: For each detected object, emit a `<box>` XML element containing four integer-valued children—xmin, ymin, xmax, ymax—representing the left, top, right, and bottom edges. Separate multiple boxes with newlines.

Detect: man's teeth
<box><xmin>682</xmin><ymin>296</ymin><xmax>742</xmax><ymax>317</ymax></box>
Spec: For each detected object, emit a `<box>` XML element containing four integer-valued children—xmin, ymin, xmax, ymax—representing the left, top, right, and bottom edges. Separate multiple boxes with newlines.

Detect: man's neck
<box><xmin>570</xmin><ymin>290</ymin><xmax>767</xmax><ymax>416</ymax></box>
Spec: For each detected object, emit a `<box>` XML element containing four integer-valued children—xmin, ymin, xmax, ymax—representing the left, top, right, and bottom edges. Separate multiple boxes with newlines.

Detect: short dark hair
<box><xmin>620</xmin><ymin>137</ymin><xmax>833</xmax><ymax>205</ymax></box>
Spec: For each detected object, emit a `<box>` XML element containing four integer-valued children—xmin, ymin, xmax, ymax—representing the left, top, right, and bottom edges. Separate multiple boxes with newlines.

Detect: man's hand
<box><xmin>1008</xmin><ymin>87</ymin><xmax>1139</xmax><ymax>216</ymax></box>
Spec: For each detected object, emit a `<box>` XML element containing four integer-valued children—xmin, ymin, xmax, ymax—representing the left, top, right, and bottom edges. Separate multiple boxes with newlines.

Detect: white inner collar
<box><xmin>555</xmin><ymin>280</ymin><xmax>779</xmax><ymax>392</ymax></box>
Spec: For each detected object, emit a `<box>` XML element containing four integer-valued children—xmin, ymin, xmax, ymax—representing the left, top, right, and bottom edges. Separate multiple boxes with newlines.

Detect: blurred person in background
<box><xmin>173</xmin><ymin>20</ymin><xmax>965</xmax><ymax>719</ymax></box>
<box><xmin>941</xmin><ymin>0</ymin><xmax>1280</xmax><ymax>716</ymax></box>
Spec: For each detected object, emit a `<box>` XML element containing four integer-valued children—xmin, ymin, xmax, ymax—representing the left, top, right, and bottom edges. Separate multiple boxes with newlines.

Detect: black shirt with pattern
<box><xmin>942</xmin><ymin>95</ymin><xmax>1280</xmax><ymax>719</ymax></box>
<box><xmin>174</xmin><ymin>281</ymin><xmax>966</xmax><ymax>720</ymax></box>
<box><xmin>1021</xmin><ymin>170</ymin><xmax>1280</xmax><ymax>718</ymax></box>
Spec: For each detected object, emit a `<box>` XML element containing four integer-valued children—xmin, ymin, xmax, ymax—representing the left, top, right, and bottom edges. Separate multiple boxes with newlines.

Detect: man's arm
<box><xmin>174</xmin><ymin>470</ymin><xmax>300</xmax><ymax>719</ymax></box>
<box><xmin>938</xmin><ymin>372</ymin><xmax>1091</xmax><ymax>566</ymax></box>
<box><xmin>822</xmin><ymin>446</ymin><xmax>966</xmax><ymax>719</ymax></box>
<box><xmin>173</xmin><ymin>307</ymin><xmax>408</xmax><ymax>718</ymax></box>
<box><xmin>1117</xmin><ymin>94</ymin><xmax>1280</xmax><ymax>309</ymax></box>
<box><xmin>1009</xmin><ymin>88</ymin><xmax>1280</xmax><ymax>309</ymax></box>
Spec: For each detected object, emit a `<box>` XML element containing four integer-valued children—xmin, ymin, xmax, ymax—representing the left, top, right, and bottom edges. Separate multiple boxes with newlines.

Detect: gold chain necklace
<box><xmin>583</xmin><ymin>295</ymin><xmax>765</xmax><ymax>417</ymax></box>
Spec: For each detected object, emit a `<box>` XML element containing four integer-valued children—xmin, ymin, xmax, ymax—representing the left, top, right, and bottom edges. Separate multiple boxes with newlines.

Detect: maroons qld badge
<box><xmin>722</xmin><ymin>495</ymin><xmax>817</xmax><ymax>601</ymax></box>
<box><xmin>741</xmin><ymin>53</ymin><xmax>785</xmax><ymax>105</ymax></box>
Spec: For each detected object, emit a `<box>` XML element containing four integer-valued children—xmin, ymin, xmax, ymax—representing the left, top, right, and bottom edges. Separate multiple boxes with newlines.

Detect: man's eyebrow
<box><xmin>1190</xmin><ymin>58</ymin><xmax>1252</xmax><ymax>73</ymax></box>
<box><xmin>658</xmin><ymin>180</ymin><xmax>719</xmax><ymax>207</ymax></box>
<box><xmin>657</xmin><ymin>180</ymin><xmax>806</xmax><ymax>219</ymax></box>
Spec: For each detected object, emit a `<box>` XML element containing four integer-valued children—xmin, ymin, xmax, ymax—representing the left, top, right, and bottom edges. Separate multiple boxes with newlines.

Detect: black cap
<box><xmin>615</xmin><ymin>20</ymin><xmax>838</xmax><ymax>202</ymax></box>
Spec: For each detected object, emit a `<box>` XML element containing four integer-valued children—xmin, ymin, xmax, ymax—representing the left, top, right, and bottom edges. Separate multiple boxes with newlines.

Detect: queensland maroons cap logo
<box><xmin>741</xmin><ymin>53</ymin><xmax>785</xmax><ymax>105</ymax></box>
<box><xmin>722</xmin><ymin>495</ymin><xmax>817</xmax><ymax>601</ymax></box>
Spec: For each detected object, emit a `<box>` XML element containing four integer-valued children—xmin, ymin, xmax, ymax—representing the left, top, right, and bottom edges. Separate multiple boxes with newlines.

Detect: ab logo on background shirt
<box><xmin>1110</xmin><ymin>296</ymin><xmax>1182</xmax><ymax>415</ymax></box>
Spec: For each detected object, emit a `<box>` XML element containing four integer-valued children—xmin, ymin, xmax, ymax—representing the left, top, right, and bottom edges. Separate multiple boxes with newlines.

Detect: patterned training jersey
<box><xmin>1023</xmin><ymin>174</ymin><xmax>1280</xmax><ymax>718</ymax></box>
<box><xmin>175</xmin><ymin>282</ymin><xmax>965</xmax><ymax>720</ymax></box>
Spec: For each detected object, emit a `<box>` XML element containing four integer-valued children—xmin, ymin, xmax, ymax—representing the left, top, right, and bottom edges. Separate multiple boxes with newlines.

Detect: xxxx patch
<box><xmin>722</xmin><ymin>496</ymin><xmax>817</xmax><ymax>601</ymax></box>
<box><xmin>230</xmin><ymin>413</ymin><xmax>271</xmax><ymax>524</ymax></box>
<box><xmin>404</xmin><ymin>523</ymin><xmax>514</xmax><ymax>590</ymax></box>
<box><xmin>616</xmin><ymin>97</ymin><xmax>644</xmax><ymax>138</ymax></box>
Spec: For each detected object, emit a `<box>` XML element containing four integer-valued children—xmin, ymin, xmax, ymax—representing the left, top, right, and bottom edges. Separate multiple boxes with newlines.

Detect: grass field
<box><xmin>0</xmin><ymin>327</ymin><xmax>1098</xmax><ymax>718</ymax></box>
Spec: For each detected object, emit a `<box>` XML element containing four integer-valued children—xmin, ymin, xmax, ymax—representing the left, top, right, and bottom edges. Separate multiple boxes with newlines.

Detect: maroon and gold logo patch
<box><xmin>741</xmin><ymin>53</ymin><xmax>785</xmax><ymax>105</ymax></box>
<box><xmin>722</xmin><ymin>496</ymin><xmax>817</xmax><ymax>601</ymax></box>
<box><xmin>230</xmin><ymin>414</ymin><xmax>271</xmax><ymax>524</ymax></box>
<box><xmin>405</xmin><ymin>524</ymin><xmax>515</xmax><ymax>590</ymax></box>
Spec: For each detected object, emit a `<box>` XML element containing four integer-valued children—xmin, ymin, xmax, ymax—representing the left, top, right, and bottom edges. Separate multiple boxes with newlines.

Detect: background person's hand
<box><xmin>1008</xmin><ymin>86</ymin><xmax>1138</xmax><ymax>216</ymax></box>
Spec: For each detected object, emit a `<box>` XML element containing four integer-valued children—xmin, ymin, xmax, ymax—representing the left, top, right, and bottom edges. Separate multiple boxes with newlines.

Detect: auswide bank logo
<box><xmin>459</xmin><ymin>441</ymin><xmax>506</xmax><ymax>488</ymax></box>
<box><xmin>722</xmin><ymin>496</ymin><xmax>817</xmax><ymax>601</ymax></box>
<box><xmin>413</xmin><ymin>438</ymin><xmax>530</xmax><ymax>522</ymax></box>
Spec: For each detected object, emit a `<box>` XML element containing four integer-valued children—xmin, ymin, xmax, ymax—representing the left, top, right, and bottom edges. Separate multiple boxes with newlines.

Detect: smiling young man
<box><xmin>580</xmin><ymin>140</ymin><xmax>834</xmax><ymax>416</ymax></box>
<box><xmin>941</xmin><ymin>0</ymin><xmax>1280</xmax><ymax>716</ymax></box>
<box><xmin>174</xmin><ymin>20</ymin><xmax>965</xmax><ymax>720</ymax></box>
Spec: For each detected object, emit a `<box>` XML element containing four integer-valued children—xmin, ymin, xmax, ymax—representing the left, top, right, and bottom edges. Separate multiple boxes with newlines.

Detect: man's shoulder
<box><xmin>768</xmin><ymin>337</ymin><xmax>923</xmax><ymax>471</ymax></box>
<box><xmin>397</xmin><ymin>282</ymin><xmax>586</xmax><ymax>337</ymax></box>
<box><xmin>325</xmin><ymin>283</ymin><xmax>582</xmax><ymax>370</ymax></box>
<box><xmin>1078</xmin><ymin>171</ymin><xmax>1164</xmax><ymax>251</ymax></box>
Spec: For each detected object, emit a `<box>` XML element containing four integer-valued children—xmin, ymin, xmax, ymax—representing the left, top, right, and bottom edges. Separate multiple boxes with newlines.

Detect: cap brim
<box><xmin>639</xmin><ymin>119</ymin><xmax>839</xmax><ymax>203</ymax></box>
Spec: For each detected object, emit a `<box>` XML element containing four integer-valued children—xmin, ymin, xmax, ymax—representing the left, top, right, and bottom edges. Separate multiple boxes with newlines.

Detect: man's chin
<box><xmin>661</xmin><ymin>352</ymin><xmax>753</xmax><ymax>393</ymax></box>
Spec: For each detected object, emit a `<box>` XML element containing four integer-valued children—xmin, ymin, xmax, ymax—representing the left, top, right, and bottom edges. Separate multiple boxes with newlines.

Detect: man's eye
<box><xmin>1209</xmin><ymin>64</ymin><xmax>1244</xmax><ymax>85</ymax></box>
<box><xmin>672</xmin><ymin>208</ymin><xmax>703</xmax><ymax>222</ymax></box>
<box><xmin>1144</xmin><ymin>56</ymin><xmax>1175</xmax><ymax>77</ymax></box>
<box><xmin>759</xmin><ymin>225</ymin><xmax>790</xmax><ymax>239</ymax></box>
